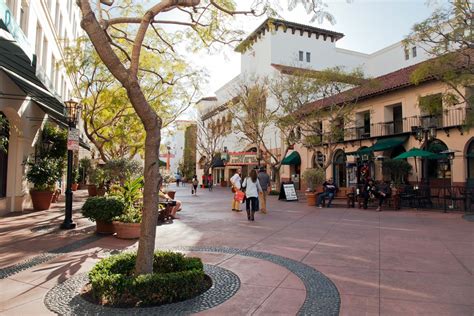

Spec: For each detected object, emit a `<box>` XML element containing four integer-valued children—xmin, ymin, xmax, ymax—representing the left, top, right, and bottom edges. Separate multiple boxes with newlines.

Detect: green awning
<box><xmin>0</xmin><ymin>24</ymin><xmax>67</xmax><ymax>126</ymax></box>
<box><xmin>358</xmin><ymin>135</ymin><xmax>408</xmax><ymax>155</ymax></box>
<box><xmin>282</xmin><ymin>151</ymin><xmax>301</xmax><ymax>165</ymax></box>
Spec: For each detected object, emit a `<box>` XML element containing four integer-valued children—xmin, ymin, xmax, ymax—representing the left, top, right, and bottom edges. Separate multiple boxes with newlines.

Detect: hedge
<box><xmin>88</xmin><ymin>251</ymin><xmax>210</xmax><ymax>306</ymax></box>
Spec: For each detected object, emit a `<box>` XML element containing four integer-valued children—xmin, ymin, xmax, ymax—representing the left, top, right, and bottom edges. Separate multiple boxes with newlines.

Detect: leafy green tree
<box><xmin>183</xmin><ymin>124</ymin><xmax>197</xmax><ymax>179</ymax></box>
<box><xmin>293</xmin><ymin>67</ymin><xmax>367</xmax><ymax>172</ymax></box>
<box><xmin>404</xmin><ymin>0</ymin><xmax>473</xmax><ymax>113</ymax></box>
<box><xmin>64</xmin><ymin>38</ymin><xmax>198</xmax><ymax>161</ymax></box>
<box><xmin>76</xmin><ymin>0</ymin><xmax>344</xmax><ymax>275</ymax></box>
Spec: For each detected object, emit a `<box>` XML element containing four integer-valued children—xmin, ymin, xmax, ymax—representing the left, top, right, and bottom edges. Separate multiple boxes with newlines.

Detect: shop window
<box><xmin>467</xmin><ymin>140</ymin><xmax>474</xmax><ymax>181</ymax></box>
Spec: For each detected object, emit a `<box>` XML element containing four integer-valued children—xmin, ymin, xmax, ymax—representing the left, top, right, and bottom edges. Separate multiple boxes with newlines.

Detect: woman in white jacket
<box><xmin>242</xmin><ymin>169</ymin><xmax>262</xmax><ymax>221</ymax></box>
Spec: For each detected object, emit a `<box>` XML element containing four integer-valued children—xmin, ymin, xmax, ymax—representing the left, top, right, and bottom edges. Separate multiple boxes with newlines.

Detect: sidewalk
<box><xmin>0</xmin><ymin>186</ymin><xmax>473</xmax><ymax>315</ymax></box>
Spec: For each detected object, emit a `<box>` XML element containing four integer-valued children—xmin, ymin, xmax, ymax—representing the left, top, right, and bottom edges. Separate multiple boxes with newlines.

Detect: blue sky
<box><xmin>191</xmin><ymin>0</ymin><xmax>446</xmax><ymax>96</ymax></box>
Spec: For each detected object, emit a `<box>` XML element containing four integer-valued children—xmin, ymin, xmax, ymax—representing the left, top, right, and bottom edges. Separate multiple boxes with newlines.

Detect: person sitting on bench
<box><xmin>317</xmin><ymin>178</ymin><xmax>337</xmax><ymax>208</ymax></box>
<box><xmin>159</xmin><ymin>189</ymin><xmax>182</xmax><ymax>219</ymax></box>
<box><xmin>362</xmin><ymin>179</ymin><xmax>377</xmax><ymax>209</ymax></box>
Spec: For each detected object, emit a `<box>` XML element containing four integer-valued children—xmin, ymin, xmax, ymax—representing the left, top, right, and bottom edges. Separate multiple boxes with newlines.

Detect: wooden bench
<box><xmin>316</xmin><ymin>186</ymin><xmax>354</xmax><ymax>207</ymax></box>
<box><xmin>355</xmin><ymin>187</ymin><xmax>401</xmax><ymax>210</ymax></box>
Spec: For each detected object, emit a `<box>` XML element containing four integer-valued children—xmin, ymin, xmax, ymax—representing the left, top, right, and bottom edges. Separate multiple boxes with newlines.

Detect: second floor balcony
<box><xmin>342</xmin><ymin>107</ymin><xmax>467</xmax><ymax>142</ymax></box>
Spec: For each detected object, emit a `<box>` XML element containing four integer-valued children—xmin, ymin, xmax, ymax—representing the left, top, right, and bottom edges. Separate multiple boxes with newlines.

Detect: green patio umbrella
<box><xmin>393</xmin><ymin>148</ymin><xmax>439</xmax><ymax>183</ymax></box>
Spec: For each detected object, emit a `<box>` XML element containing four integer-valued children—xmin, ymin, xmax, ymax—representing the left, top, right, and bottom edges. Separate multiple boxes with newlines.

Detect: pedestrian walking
<box><xmin>230</xmin><ymin>170</ymin><xmax>242</xmax><ymax>212</ymax></box>
<box><xmin>208</xmin><ymin>174</ymin><xmax>213</xmax><ymax>191</ymax></box>
<box><xmin>176</xmin><ymin>173</ymin><xmax>181</xmax><ymax>187</ymax></box>
<box><xmin>191</xmin><ymin>175</ymin><xmax>199</xmax><ymax>196</ymax></box>
<box><xmin>241</xmin><ymin>169</ymin><xmax>262</xmax><ymax>221</ymax></box>
<box><xmin>257</xmin><ymin>167</ymin><xmax>271</xmax><ymax>214</ymax></box>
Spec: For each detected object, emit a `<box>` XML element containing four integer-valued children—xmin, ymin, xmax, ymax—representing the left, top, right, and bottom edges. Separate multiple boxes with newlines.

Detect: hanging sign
<box><xmin>67</xmin><ymin>128</ymin><xmax>80</xmax><ymax>151</ymax></box>
<box><xmin>226</xmin><ymin>152</ymin><xmax>258</xmax><ymax>165</ymax></box>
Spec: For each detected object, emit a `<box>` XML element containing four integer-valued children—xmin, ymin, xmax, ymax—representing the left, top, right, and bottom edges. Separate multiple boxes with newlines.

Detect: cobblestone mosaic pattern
<box><xmin>0</xmin><ymin>234</ymin><xmax>102</xmax><ymax>280</ymax></box>
<box><xmin>44</xmin><ymin>264</ymin><xmax>240</xmax><ymax>315</ymax></box>
<box><xmin>170</xmin><ymin>246</ymin><xmax>341</xmax><ymax>316</ymax></box>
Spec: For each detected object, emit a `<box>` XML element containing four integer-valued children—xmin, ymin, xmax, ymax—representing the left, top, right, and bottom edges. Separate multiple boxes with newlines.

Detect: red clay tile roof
<box><xmin>298</xmin><ymin>49</ymin><xmax>473</xmax><ymax>115</ymax></box>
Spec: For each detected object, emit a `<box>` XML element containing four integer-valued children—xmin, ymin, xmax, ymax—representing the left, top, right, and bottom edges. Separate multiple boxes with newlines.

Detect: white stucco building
<box><xmin>196</xmin><ymin>18</ymin><xmax>432</xmax><ymax>185</ymax></box>
<box><xmin>0</xmin><ymin>0</ymin><xmax>86</xmax><ymax>214</ymax></box>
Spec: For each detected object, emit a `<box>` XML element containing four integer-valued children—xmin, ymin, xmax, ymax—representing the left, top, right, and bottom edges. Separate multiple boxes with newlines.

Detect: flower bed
<box><xmin>85</xmin><ymin>251</ymin><xmax>211</xmax><ymax>307</ymax></box>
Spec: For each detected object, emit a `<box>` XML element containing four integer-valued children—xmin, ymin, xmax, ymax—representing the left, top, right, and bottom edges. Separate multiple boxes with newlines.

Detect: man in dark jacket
<box><xmin>316</xmin><ymin>178</ymin><xmax>337</xmax><ymax>208</ymax></box>
<box><xmin>257</xmin><ymin>167</ymin><xmax>271</xmax><ymax>214</ymax></box>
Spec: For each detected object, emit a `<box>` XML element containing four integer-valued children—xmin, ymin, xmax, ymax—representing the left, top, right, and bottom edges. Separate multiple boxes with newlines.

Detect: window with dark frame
<box><xmin>298</xmin><ymin>51</ymin><xmax>304</xmax><ymax>61</ymax></box>
<box><xmin>306</xmin><ymin>52</ymin><xmax>311</xmax><ymax>63</ymax></box>
<box><xmin>412</xmin><ymin>46</ymin><xmax>417</xmax><ymax>58</ymax></box>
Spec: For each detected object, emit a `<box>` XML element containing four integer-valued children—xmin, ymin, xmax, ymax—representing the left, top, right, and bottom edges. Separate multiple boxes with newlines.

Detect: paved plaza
<box><xmin>0</xmin><ymin>187</ymin><xmax>473</xmax><ymax>315</ymax></box>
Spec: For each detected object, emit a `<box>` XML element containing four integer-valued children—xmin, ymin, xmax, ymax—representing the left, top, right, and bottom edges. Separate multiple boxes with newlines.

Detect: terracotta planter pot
<box><xmin>71</xmin><ymin>183</ymin><xmax>79</xmax><ymax>191</ymax></box>
<box><xmin>96</xmin><ymin>220</ymin><xmax>115</xmax><ymax>234</ymax></box>
<box><xmin>87</xmin><ymin>184</ymin><xmax>97</xmax><ymax>197</ymax></box>
<box><xmin>113</xmin><ymin>221</ymin><xmax>141</xmax><ymax>239</ymax></box>
<box><xmin>30</xmin><ymin>190</ymin><xmax>54</xmax><ymax>210</ymax></box>
<box><xmin>305</xmin><ymin>192</ymin><xmax>317</xmax><ymax>206</ymax></box>
<box><xmin>97</xmin><ymin>186</ymin><xmax>106</xmax><ymax>196</ymax></box>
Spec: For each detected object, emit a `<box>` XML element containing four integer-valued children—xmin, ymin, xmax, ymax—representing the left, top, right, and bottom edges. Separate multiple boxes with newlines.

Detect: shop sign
<box><xmin>227</xmin><ymin>152</ymin><xmax>258</xmax><ymax>165</ymax></box>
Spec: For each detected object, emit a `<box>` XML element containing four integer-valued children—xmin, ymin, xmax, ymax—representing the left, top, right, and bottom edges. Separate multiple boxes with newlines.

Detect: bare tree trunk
<box><xmin>126</xmin><ymin>82</ymin><xmax>161</xmax><ymax>275</ymax></box>
<box><xmin>272</xmin><ymin>165</ymin><xmax>281</xmax><ymax>191</ymax></box>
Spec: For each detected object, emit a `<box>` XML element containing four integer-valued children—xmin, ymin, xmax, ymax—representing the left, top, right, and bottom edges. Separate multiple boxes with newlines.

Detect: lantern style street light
<box><xmin>61</xmin><ymin>99</ymin><xmax>81</xmax><ymax>229</ymax></box>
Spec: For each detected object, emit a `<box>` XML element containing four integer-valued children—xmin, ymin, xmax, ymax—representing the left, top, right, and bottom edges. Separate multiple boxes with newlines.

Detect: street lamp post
<box><xmin>60</xmin><ymin>99</ymin><xmax>81</xmax><ymax>230</ymax></box>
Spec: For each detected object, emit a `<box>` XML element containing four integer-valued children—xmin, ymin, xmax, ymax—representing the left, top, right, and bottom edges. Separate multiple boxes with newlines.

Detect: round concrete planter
<box><xmin>30</xmin><ymin>190</ymin><xmax>54</xmax><ymax>210</ymax></box>
<box><xmin>113</xmin><ymin>221</ymin><xmax>141</xmax><ymax>239</ymax></box>
<box><xmin>95</xmin><ymin>220</ymin><xmax>115</xmax><ymax>234</ymax></box>
<box><xmin>305</xmin><ymin>192</ymin><xmax>317</xmax><ymax>206</ymax></box>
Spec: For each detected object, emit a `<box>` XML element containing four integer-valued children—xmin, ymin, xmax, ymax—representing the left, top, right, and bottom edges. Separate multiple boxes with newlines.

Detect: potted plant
<box><xmin>82</xmin><ymin>196</ymin><xmax>125</xmax><ymax>234</ymax></box>
<box><xmin>88</xmin><ymin>167</ymin><xmax>106</xmax><ymax>196</ymax></box>
<box><xmin>26</xmin><ymin>159</ymin><xmax>63</xmax><ymax>210</ymax></box>
<box><xmin>302</xmin><ymin>168</ymin><xmax>326</xmax><ymax>206</ymax></box>
<box><xmin>113</xmin><ymin>207</ymin><xmax>142</xmax><ymax>239</ymax></box>
<box><xmin>111</xmin><ymin>176</ymin><xmax>144</xmax><ymax>239</ymax></box>
<box><xmin>71</xmin><ymin>167</ymin><xmax>79</xmax><ymax>191</ymax></box>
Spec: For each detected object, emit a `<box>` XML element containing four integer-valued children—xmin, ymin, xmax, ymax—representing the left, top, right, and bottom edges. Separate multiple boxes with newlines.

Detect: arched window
<box><xmin>0</xmin><ymin>112</ymin><xmax>9</xmax><ymax>198</ymax></box>
<box><xmin>312</xmin><ymin>151</ymin><xmax>325</xmax><ymax>168</ymax></box>
<box><xmin>333</xmin><ymin>149</ymin><xmax>347</xmax><ymax>188</ymax></box>
<box><xmin>425</xmin><ymin>139</ymin><xmax>449</xmax><ymax>179</ymax></box>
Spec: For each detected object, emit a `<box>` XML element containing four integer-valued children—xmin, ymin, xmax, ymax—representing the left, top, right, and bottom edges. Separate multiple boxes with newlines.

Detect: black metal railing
<box><xmin>341</xmin><ymin>108</ymin><xmax>466</xmax><ymax>141</ymax></box>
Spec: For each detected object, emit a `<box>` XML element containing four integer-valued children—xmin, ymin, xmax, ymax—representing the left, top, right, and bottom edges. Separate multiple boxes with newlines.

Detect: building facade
<box><xmin>196</xmin><ymin>18</ymin><xmax>434</xmax><ymax>187</ymax></box>
<box><xmin>0</xmin><ymin>0</ymin><xmax>85</xmax><ymax>214</ymax></box>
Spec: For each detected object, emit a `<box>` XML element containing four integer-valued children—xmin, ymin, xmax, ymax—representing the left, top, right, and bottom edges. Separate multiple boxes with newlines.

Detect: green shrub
<box><xmin>302</xmin><ymin>168</ymin><xmax>325</xmax><ymax>191</ymax></box>
<box><xmin>269</xmin><ymin>190</ymin><xmax>280</xmax><ymax>196</ymax></box>
<box><xmin>88</xmin><ymin>251</ymin><xmax>209</xmax><ymax>306</ymax></box>
<box><xmin>113</xmin><ymin>207</ymin><xmax>142</xmax><ymax>223</ymax></box>
<box><xmin>81</xmin><ymin>197</ymin><xmax>125</xmax><ymax>222</ymax></box>
<box><xmin>26</xmin><ymin>158</ymin><xmax>63</xmax><ymax>191</ymax></box>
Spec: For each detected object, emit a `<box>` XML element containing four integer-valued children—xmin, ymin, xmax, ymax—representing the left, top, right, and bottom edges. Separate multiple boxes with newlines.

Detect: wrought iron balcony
<box><xmin>339</xmin><ymin>108</ymin><xmax>467</xmax><ymax>142</ymax></box>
